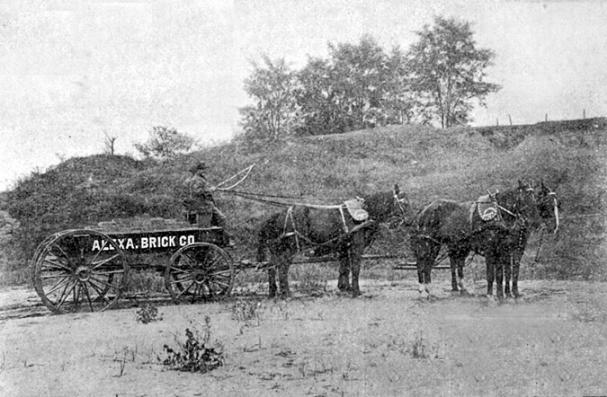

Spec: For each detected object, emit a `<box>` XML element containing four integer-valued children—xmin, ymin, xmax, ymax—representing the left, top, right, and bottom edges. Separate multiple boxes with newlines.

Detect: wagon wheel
<box><xmin>33</xmin><ymin>229</ymin><xmax>128</xmax><ymax>314</ymax></box>
<box><xmin>165</xmin><ymin>242</ymin><xmax>234</xmax><ymax>304</ymax></box>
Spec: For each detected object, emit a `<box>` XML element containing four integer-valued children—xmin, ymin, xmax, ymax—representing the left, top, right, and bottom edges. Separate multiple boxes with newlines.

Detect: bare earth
<box><xmin>1</xmin><ymin>278</ymin><xmax>606</xmax><ymax>397</ymax></box>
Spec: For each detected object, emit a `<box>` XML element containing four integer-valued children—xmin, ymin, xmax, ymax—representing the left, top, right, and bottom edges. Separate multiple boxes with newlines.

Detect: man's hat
<box><xmin>189</xmin><ymin>161</ymin><xmax>208</xmax><ymax>174</ymax></box>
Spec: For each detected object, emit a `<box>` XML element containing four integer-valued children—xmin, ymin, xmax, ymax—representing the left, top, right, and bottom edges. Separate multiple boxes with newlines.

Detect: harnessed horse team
<box><xmin>256</xmin><ymin>179</ymin><xmax>560</xmax><ymax>300</ymax></box>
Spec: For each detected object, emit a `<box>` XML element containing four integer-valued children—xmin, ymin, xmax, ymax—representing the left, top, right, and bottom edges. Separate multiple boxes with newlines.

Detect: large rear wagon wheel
<box><xmin>33</xmin><ymin>229</ymin><xmax>128</xmax><ymax>314</ymax></box>
<box><xmin>165</xmin><ymin>242</ymin><xmax>234</xmax><ymax>304</ymax></box>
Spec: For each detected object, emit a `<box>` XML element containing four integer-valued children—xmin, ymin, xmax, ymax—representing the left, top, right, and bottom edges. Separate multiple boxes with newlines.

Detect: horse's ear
<box><xmin>393</xmin><ymin>184</ymin><xmax>400</xmax><ymax>195</ymax></box>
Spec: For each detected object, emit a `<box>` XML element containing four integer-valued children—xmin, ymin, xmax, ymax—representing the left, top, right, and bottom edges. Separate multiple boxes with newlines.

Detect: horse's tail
<box><xmin>257</xmin><ymin>221</ymin><xmax>269</xmax><ymax>263</ymax></box>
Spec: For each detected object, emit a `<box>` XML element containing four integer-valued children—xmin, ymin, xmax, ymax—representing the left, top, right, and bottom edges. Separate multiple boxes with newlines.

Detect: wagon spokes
<box><xmin>33</xmin><ymin>230</ymin><xmax>128</xmax><ymax>314</ymax></box>
<box><xmin>165</xmin><ymin>242</ymin><xmax>234</xmax><ymax>304</ymax></box>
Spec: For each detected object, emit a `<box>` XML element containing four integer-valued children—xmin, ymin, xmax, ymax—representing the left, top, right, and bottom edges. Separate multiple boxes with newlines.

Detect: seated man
<box><xmin>184</xmin><ymin>161</ymin><xmax>234</xmax><ymax>246</ymax></box>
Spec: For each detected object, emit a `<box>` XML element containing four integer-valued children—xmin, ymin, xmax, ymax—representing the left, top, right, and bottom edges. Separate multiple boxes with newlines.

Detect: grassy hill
<box><xmin>2</xmin><ymin>118</ymin><xmax>606</xmax><ymax>284</ymax></box>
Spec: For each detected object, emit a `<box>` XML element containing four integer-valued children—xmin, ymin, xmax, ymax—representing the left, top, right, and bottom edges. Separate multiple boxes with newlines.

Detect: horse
<box><xmin>256</xmin><ymin>185</ymin><xmax>410</xmax><ymax>298</ymax></box>
<box><xmin>411</xmin><ymin>180</ymin><xmax>543</xmax><ymax>300</ymax></box>
<box><xmin>504</xmin><ymin>180</ymin><xmax>560</xmax><ymax>297</ymax></box>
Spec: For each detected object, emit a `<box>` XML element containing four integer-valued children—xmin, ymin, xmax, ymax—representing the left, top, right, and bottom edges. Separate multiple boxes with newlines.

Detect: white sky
<box><xmin>1</xmin><ymin>0</ymin><xmax>606</xmax><ymax>190</ymax></box>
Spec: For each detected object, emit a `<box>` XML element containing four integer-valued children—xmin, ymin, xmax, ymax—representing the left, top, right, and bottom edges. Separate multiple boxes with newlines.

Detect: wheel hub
<box><xmin>75</xmin><ymin>266</ymin><xmax>91</xmax><ymax>281</ymax></box>
<box><xmin>193</xmin><ymin>270</ymin><xmax>207</xmax><ymax>285</ymax></box>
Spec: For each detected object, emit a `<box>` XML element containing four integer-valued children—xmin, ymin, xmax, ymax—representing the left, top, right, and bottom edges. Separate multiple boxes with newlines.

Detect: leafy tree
<box><xmin>296</xmin><ymin>35</ymin><xmax>412</xmax><ymax>136</ymax></box>
<box><xmin>239</xmin><ymin>56</ymin><xmax>301</xmax><ymax>141</ymax></box>
<box><xmin>296</xmin><ymin>57</ymin><xmax>345</xmax><ymax>136</ymax></box>
<box><xmin>328</xmin><ymin>35</ymin><xmax>389</xmax><ymax>130</ymax></box>
<box><xmin>407</xmin><ymin>16</ymin><xmax>500</xmax><ymax>128</ymax></box>
<box><xmin>135</xmin><ymin>126</ymin><xmax>195</xmax><ymax>160</ymax></box>
<box><xmin>383</xmin><ymin>46</ymin><xmax>416</xmax><ymax>125</ymax></box>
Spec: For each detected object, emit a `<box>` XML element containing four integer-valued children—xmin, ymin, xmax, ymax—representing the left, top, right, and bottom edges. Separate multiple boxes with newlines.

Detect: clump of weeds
<box><xmin>159</xmin><ymin>316</ymin><xmax>224</xmax><ymax>373</ymax></box>
<box><xmin>136</xmin><ymin>302</ymin><xmax>163</xmax><ymax>324</ymax></box>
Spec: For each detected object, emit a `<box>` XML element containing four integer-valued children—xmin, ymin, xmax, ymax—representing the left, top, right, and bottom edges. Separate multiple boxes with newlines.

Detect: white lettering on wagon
<box><xmin>179</xmin><ymin>235</ymin><xmax>195</xmax><ymax>246</ymax></box>
<box><xmin>92</xmin><ymin>234</ymin><xmax>196</xmax><ymax>251</ymax></box>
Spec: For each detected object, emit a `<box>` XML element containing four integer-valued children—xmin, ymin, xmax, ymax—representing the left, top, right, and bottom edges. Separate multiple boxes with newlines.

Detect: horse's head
<box><xmin>535</xmin><ymin>180</ymin><xmax>561</xmax><ymax>234</ymax></box>
<box><xmin>362</xmin><ymin>184</ymin><xmax>412</xmax><ymax>227</ymax></box>
<box><xmin>390</xmin><ymin>184</ymin><xmax>412</xmax><ymax>227</ymax></box>
<box><xmin>508</xmin><ymin>180</ymin><xmax>541</xmax><ymax>229</ymax></box>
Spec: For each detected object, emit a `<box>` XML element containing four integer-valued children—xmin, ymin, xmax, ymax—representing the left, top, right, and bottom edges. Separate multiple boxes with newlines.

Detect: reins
<box><xmin>225</xmin><ymin>189</ymin><xmax>343</xmax><ymax>209</ymax></box>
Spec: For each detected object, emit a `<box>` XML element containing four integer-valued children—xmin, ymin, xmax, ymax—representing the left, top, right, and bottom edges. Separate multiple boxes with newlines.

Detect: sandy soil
<box><xmin>1</xmin><ymin>278</ymin><xmax>606</xmax><ymax>397</ymax></box>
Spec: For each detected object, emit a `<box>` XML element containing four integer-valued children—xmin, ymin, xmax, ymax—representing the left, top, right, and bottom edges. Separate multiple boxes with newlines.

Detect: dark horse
<box><xmin>257</xmin><ymin>185</ymin><xmax>410</xmax><ymax>298</ymax></box>
<box><xmin>504</xmin><ymin>181</ymin><xmax>560</xmax><ymax>297</ymax></box>
<box><xmin>411</xmin><ymin>181</ymin><xmax>556</xmax><ymax>299</ymax></box>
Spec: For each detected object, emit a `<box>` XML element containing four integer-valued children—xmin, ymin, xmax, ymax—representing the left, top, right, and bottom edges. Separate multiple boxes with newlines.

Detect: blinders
<box><xmin>392</xmin><ymin>184</ymin><xmax>410</xmax><ymax>226</ymax></box>
<box><xmin>537</xmin><ymin>183</ymin><xmax>560</xmax><ymax>234</ymax></box>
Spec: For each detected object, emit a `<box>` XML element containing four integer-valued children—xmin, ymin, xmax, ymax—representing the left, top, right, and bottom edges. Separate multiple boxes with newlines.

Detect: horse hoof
<box><xmin>351</xmin><ymin>290</ymin><xmax>362</xmax><ymax>298</ymax></box>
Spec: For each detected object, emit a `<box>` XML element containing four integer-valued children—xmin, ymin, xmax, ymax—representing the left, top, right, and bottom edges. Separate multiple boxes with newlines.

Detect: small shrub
<box><xmin>136</xmin><ymin>303</ymin><xmax>162</xmax><ymax>324</ymax></box>
<box><xmin>159</xmin><ymin>317</ymin><xmax>224</xmax><ymax>373</ymax></box>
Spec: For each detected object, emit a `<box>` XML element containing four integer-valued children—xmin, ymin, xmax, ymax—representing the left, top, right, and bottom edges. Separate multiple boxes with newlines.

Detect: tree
<box><xmin>383</xmin><ymin>46</ymin><xmax>416</xmax><ymax>125</ymax></box>
<box><xmin>134</xmin><ymin>126</ymin><xmax>195</xmax><ymax>160</ymax></box>
<box><xmin>239</xmin><ymin>56</ymin><xmax>301</xmax><ymax>141</ymax></box>
<box><xmin>407</xmin><ymin>16</ymin><xmax>500</xmax><ymax>128</ymax></box>
<box><xmin>296</xmin><ymin>35</ymin><xmax>413</xmax><ymax>135</ymax></box>
<box><xmin>296</xmin><ymin>57</ymin><xmax>346</xmax><ymax>135</ymax></box>
<box><xmin>103</xmin><ymin>131</ymin><xmax>117</xmax><ymax>155</ymax></box>
<box><xmin>327</xmin><ymin>35</ymin><xmax>393</xmax><ymax>130</ymax></box>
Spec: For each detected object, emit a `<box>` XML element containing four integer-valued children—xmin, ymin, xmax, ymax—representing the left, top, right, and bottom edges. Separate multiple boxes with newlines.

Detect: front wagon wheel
<box><xmin>165</xmin><ymin>242</ymin><xmax>234</xmax><ymax>304</ymax></box>
<box><xmin>32</xmin><ymin>229</ymin><xmax>128</xmax><ymax>314</ymax></box>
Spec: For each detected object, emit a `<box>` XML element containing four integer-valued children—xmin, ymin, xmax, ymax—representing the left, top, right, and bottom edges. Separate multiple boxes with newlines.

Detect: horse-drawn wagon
<box><xmin>32</xmin><ymin>226</ymin><xmax>235</xmax><ymax>313</ymax></box>
<box><xmin>30</xmin><ymin>174</ymin><xmax>559</xmax><ymax>314</ymax></box>
<box><xmin>31</xmin><ymin>182</ymin><xmax>411</xmax><ymax>314</ymax></box>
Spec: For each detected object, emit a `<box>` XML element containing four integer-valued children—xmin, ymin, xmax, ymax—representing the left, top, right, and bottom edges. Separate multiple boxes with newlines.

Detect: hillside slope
<box><xmin>3</xmin><ymin>119</ymin><xmax>606</xmax><ymax>283</ymax></box>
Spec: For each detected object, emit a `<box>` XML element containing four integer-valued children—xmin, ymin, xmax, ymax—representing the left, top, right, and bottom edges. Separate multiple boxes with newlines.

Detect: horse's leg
<box><xmin>422</xmin><ymin>242</ymin><xmax>440</xmax><ymax>299</ymax></box>
<box><xmin>495</xmin><ymin>251</ymin><xmax>506</xmax><ymax>301</ymax></box>
<box><xmin>457</xmin><ymin>256</ymin><xmax>467</xmax><ymax>292</ymax></box>
<box><xmin>278</xmin><ymin>257</ymin><xmax>291</xmax><ymax>299</ymax></box>
<box><xmin>412</xmin><ymin>236</ymin><xmax>427</xmax><ymax>296</ymax></box>
<box><xmin>337</xmin><ymin>245</ymin><xmax>351</xmax><ymax>292</ymax></box>
<box><xmin>272</xmin><ymin>248</ymin><xmax>294</xmax><ymax>299</ymax></box>
<box><xmin>268</xmin><ymin>262</ymin><xmax>277</xmax><ymax>298</ymax></box>
<box><xmin>512</xmin><ymin>248</ymin><xmax>524</xmax><ymax>298</ymax></box>
<box><xmin>449</xmin><ymin>253</ymin><xmax>459</xmax><ymax>292</ymax></box>
<box><xmin>504</xmin><ymin>254</ymin><xmax>512</xmax><ymax>297</ymax></box>
<box><xmin>485</xmin><ymin>254</ymin><xmax>495</xmax><ymax>297</ymax></box>
<box><xmin>349</xmin><ymin>234</ymin><xmax>365</xmax><ymax>297</ymax></box>
<box><xmin>448</xmin><ymin>244</ymin><xmax>467</xmax><ymax>292</ymax></box>
<box><xmin>450</xmin><ymin>251</ymin><xmax>468</xmax><ymax>294</ymax></box>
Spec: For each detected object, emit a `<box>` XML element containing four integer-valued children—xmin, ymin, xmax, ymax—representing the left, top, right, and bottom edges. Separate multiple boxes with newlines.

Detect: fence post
<box><xmin>508</xmin><ymin>114</ymin><xmax>512</xmax><ymax>126</ymax></box>
<box><xmin>545</xmin><ymin>113</ymin><xmax>548</xmax><ymax>122</ymax></box>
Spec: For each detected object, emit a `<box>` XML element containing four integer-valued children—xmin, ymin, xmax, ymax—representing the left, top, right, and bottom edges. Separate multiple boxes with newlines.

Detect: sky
<box><xmin>1</xmin><ymin>0</ymin><xmax>606</xmax><ymax>190</ymax></box>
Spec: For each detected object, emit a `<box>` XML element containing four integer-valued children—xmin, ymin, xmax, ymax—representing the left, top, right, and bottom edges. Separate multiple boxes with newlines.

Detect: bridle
<box><xmin>495</xmin><ymin>185</ymin><xmax>535</xmax><ymax>223</ymax></box>
<box><xmin>539</xmin><ymin>189</ymin><xmax>560</xmax><ymax>235</ymax></box>
<box><xmin>393</xmin><ymin>191</ymin><xmax>409</xmax><ymax>226</ymax></box>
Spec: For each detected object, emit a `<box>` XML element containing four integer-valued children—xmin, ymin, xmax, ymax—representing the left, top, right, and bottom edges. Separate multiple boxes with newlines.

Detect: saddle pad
<box><xmin>344</xmin><ymin>198</ymin><xmax>369</xmax><ymax>221</ymax></box>
<box><xmin>476</xmin><ymin>194</ymin><xmax>498</xmax><ymax>221</ymax></box>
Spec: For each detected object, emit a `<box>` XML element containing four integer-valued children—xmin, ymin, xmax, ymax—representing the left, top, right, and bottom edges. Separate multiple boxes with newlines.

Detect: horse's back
<box><xmin>416</xmin><ymin>199</ymin><xmax>471</xmax><ymax>241</ymax></box>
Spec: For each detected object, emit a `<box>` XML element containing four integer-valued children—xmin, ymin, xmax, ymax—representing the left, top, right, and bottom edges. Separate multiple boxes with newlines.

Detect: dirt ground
<box><xmin>1</xmin><ymin>276</ymin><xmax>606</xmax><ymax>397</ymax></box>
